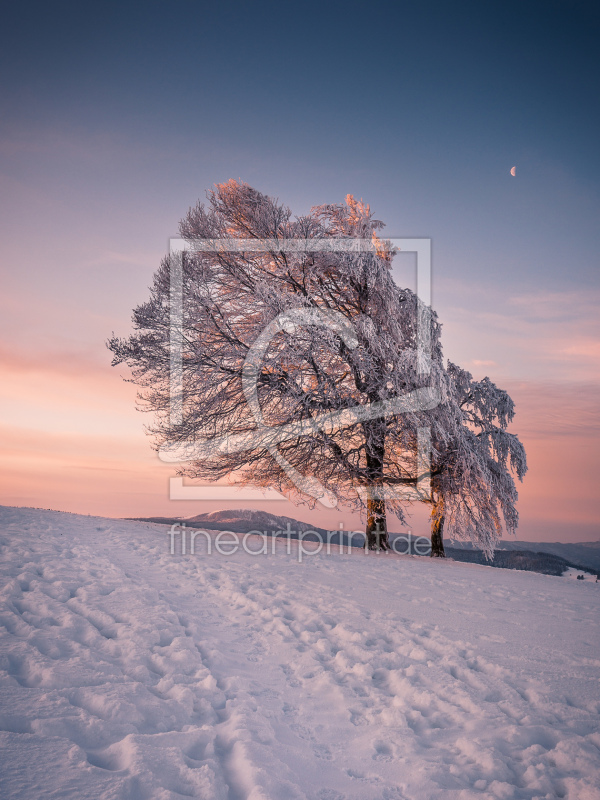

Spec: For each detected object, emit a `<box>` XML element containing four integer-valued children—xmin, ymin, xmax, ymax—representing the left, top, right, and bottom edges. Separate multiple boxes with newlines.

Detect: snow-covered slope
<box><xmin>1</xmin><ymin>506</ymin><xmax>599</xmax><ymax>800</ymax></box>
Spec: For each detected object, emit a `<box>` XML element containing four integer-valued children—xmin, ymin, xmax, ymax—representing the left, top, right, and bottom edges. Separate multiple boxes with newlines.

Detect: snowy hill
<box><xmin>1</xmin><ymin>506</ymin><xmax>599</xmax><ymax>799</ymax></box>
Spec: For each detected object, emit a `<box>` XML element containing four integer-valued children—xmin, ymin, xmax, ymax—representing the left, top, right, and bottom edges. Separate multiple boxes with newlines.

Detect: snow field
<box><xmin>563</xmin><ymin>568</ymin><xmax>597</xmax><ymax>582</ymax></box>
<box><xmin>0</xmin><ymin>506</ymin><xmax>599</xmax><ymax>799</ymax></box>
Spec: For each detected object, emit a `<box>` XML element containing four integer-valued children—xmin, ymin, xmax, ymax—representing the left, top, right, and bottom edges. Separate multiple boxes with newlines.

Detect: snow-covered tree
<box><xmin>108</xmin><ymin>181</ymin><xmax>446</xmax><ymax>549</ymax></box>
<box><xmin>108</xmin><ymin>180</ymin><xmax>526</xmax><ymax>554</ymax></box>
<box><xmin>424</xmin><ymin>364</ymin><xmax>528</xmax><ymax>557</ymax></box>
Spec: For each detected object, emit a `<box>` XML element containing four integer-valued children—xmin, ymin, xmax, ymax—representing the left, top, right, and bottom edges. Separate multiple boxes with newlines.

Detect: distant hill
<box><xmin>448</xmin><ymin>538</ymin><xmax>600</xmax><ymax>572</ymax></box>
<box><xmin>126</xmin><ymin>509</ymin><xmax>428</xmax><ymax>553</ymax></box>
<box><xmin>446</xmin><ymin>547</ymin><xmax>600</xmax><ymax>578</ymax></box>
<box><xmin>126</xmin><ymin>509</ymin><xmax>600</xmax><ymax>577</ymax></box>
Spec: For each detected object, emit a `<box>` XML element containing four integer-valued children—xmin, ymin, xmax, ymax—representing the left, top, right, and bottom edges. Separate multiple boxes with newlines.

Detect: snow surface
<box><xmin>562</xmin><ymin>568</ymin><xmax>597</xmax><ymax>582</ymax></box>
<box><xmin>1</xmin><ymin>506</ymin><xmax>599</xmax><ymax>800</ymax></box>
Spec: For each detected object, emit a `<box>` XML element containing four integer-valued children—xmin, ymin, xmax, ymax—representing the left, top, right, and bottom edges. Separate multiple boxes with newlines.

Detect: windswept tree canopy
<box><xmin>428</xmin><ymin>364</ymin><xmax>528</xmax><ymax>556</ymax></box>
<box><xmin>109</xmin><ymin>180</ymin><xmax>526</xmax><ymax>553</ymax></box>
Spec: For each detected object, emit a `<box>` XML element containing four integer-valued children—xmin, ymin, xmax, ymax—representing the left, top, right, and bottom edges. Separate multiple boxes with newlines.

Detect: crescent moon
<box><xmin>510</xmin><ymin>166</ymin><xmax>516</xmax><ymax>176</ymax></box>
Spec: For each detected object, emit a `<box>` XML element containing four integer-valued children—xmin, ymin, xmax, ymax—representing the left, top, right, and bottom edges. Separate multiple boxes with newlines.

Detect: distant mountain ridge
<box><xmin>131</xmin><ymin>508</ymin><xmax>348</xmax><ymax>537</ymax></box>
<box><xmin>446</xmin><ymin>547</ymin><xmax>599</xmax><ymax>578</ymax></box>
<box><xmin>126</xmin><ymin>509</ymin><xmax>600</xmax><ymax>576</ymax></box>
<box><xmin>448</xmin><ymin>538</ymin><xmax>600</xmax><ymax>572</ymax></box>
<box><xmin>187</xmin><ymin>508</ymin><xmax>334</xmax><ymax>533</ymax></box>
<box><xmin>126</xmin><ymin>508</ymin><xmax>427</xmax><ymax>552</ymax></box>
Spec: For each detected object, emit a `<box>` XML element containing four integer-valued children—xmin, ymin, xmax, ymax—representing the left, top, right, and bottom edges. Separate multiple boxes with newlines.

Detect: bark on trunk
<box><xmin>363</xmin><ymin>420</ymin><xmax>389</xmax><ymax>551</ymax></box>
<box><xmin>430</xmin><ymin>499</ymin><xmax>446</xmax><ymax>558</ymax></box>
<box><xmin>365</xmin><ymin>493</ymin><xmax>390</xmax><ymax>551</ymax></box>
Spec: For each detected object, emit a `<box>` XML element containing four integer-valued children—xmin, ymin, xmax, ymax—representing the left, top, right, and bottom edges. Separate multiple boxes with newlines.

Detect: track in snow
<box><xmin>0</xmin><ymin>506</ymin><xmax>599</xmax><ymax>799</ymax></box>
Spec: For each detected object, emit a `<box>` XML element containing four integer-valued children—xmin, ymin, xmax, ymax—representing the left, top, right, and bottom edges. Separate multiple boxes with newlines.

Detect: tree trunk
<box><xmin>430</xmin><ymin>499</ymin><xmax>446</xmax><ymax>558</ymax></box>
<box><xmin>365</xmin><ymin>493</ymin><xmax>390</xmax><ymax>551</ymax></box>
<box><xmin>363</xmin><ymin>419</ymin><xmax>390</xmax><ymax>551</ymax></box>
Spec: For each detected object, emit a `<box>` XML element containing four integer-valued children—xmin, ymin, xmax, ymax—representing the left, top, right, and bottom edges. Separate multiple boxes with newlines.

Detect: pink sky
<box><xmin>1</xmin><ymin>266</ymin><xmax>598</xmax><ymax>543</ymax></box>
<box><xmin>1</xmin><ymin>0</ymin><xmax>599</xmax><ymax>545</ymax></box>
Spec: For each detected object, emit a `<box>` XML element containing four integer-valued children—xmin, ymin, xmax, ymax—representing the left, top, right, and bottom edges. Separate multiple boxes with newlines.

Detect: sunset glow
<box><xmin>1</xmin><ymin>1</ymin><xmax>598</xmax><ymax>544</ymax></box>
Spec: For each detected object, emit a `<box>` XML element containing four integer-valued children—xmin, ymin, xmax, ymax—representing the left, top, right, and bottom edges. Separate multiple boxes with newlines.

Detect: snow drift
<box><xmin>0</xmin><ymin>506</ymin><xmax>599</xmax><ymax>799</ymax></box>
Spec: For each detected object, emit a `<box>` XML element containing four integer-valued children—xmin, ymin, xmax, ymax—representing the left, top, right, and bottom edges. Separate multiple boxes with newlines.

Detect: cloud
<box><xmin>558</xmin><ymin>339</ymin><xmax>600</xmax><ymax>358</ymax></box>
<box><xmin>80</xmin><ymin>249</ymin><xmax>161</xmax><ymax>270</ymax></box>
<box><xmin>437</xmin><ymin>285</ymin><xmax>600</xmax><ymax>383</ymax></box>
<box><xmin>0</xmin><ymin>342</ymin><xmax>145</xmax><ymax>449</ymax></box>
<box><xmin>0</xmin><ymin>344</ymin><xmax>111</xmax><ymax>379</ymax></box>
<box><xmin>502</xmin><ymin>379</ymin><xmax>600</xmax><ymax>437</ymax></box>
<box><xmin>507</xmin><ymin>290</ymin><xmax>597</xmax><ymax>321</ymax></box>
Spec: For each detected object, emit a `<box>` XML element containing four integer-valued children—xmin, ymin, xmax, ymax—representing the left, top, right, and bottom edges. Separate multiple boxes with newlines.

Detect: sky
<box><xmin>0</xmin><ymin>0</ymin><xmax>598</xmax><ymax>542</ymax></box>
